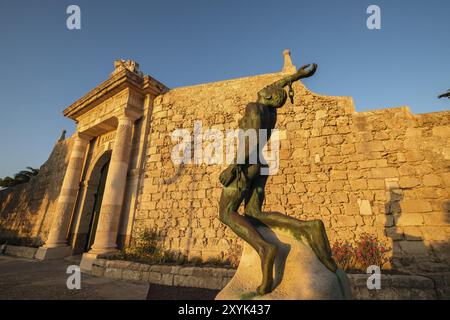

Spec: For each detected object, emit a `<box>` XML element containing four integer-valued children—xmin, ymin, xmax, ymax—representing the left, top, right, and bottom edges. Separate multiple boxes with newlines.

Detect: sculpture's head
<box><xmin>257</xmin><ymin>85</ymin><xmax>288</xmax><ymax>108</ymax></box>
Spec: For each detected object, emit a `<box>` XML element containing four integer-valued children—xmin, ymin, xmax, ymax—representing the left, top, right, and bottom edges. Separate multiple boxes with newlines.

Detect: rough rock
<box><xmin>215</xmin><ymin>225</ymin><xmax>352</xmax><ymax>300</ymax></box>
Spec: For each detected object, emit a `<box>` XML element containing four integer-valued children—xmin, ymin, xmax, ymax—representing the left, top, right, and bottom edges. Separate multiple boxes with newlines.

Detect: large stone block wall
<box><xmin>89</xmin><ymin>258</ymin><xmax>450</xmax><ymax>299</ymax></box>
<box><xmin>0</xmin><ymin>69</ymin><xmax>448</xmax><ymax>274</ymax></box>
<box><xmin>135</xmin><ymin>71</ymin><xmax>450</xmax><ymax>273</ymax></box>
<box><xmin>0</xmin><ymin>137</ymin><xmax>73</xmax><ymax>244</ymax></box>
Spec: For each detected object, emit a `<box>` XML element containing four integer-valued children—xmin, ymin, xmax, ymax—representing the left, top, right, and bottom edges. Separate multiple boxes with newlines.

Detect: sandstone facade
<box><xmin>0</xmin><ymin>54</ymin><xmax>449</xmax><ymax>273</ymax></box>
<box><xmin>136</xmin><ymin>72</ymin><xmax>450</xmax><ymax>273</ymax></box>
<box><xmin>0</xmin><ymin>138</ymin><xmax>72</xmax><ymax>244</ymax></box>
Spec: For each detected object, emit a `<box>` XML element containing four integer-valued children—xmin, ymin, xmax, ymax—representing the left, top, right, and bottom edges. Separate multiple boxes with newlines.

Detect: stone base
<box><xmin>4</xmin><ymin>245</ymin><xmax>38</xmax><ymax>259</ymax></box>
<box><xmin>80</xmin><ymin>250</ymin><xmax>118</xmax><ymax>272</ymax></box>
<box><xmin>215</xmin><ymin>225</ymin><xmax>352</xmax><ymax>300</ymax></box>
<box><xmin>80</xmin><ymin>253</ymin><xmax>100</xmax><ymax>272</ymax></box>
<box><xmin>35</xmin><ymin>246</ymin><xmax>72</xmax><ymax>260</ymax></box>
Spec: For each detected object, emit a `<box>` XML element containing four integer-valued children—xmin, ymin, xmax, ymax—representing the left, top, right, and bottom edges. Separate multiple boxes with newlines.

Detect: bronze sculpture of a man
<box><xmin>218</xmin><ymin>63</ymin><xmax>337</xmax><ymax>295</ymax></box>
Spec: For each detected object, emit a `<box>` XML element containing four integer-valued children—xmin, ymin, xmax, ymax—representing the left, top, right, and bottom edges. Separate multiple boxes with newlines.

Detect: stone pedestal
<box><xmin>215</xmin><ymin>226</ymin><xmax>352</xmax><ymax>300</ymax></box>
<box><xmin>35</xmin><ymin>246</ymin><xmax>73</xmax><ymax>260</ymax></box>
<box><xmin>80</xmin><ymin>252</ymin><xmax>102</xmax><ymax>272</ymax></box>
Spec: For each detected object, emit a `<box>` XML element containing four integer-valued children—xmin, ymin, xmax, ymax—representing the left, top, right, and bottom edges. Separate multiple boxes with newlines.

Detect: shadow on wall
<box><xmin>0</xmin><ymin>141</ymin><xmax>69</xmax><ymax>245</ymax></box>
<box><xmin>385</xmin><ymin>187</ymin><xmax>450</xmax><ymax>273</ymax></box>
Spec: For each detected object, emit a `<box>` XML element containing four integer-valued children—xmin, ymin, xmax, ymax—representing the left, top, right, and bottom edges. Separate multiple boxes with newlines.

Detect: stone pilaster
<box><xmin>88</xmin><ymin>114</ymin><xmax>137</xmax><ymax>255</ymax></box>
<box><xmin>36</xmin><ymin>133</ymin><xmax>89</xmax><ymax>260</ymax></box>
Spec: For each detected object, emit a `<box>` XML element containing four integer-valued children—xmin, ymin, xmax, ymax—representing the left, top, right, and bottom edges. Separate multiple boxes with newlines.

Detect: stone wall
<box><xmin>0</xmin><ymin>137</ymin><xmax>73</xmax><ymax>244</ymax></box>
<box><xmin>0</xmin><ymin>68</ymin><xmax>448</xmax><ymax>275</ymax></box>
<box><xmin>91</xmin><ymin>259</ymin><xmax>234</xmax><ymax>290</ymax></box>
<box><xmin>135</xmin><ymin>71</ymin><xmax>450</xmax><ymax>273</ymax></box>
<box><xmin>90</xmin><ymin>258</ymin><xmax>450</xmax><ymax>299</ymax></box>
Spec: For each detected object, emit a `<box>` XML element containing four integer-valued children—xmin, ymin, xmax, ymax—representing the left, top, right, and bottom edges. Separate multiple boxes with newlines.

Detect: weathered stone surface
<box><xmin>87</xmin><ymin>257</ymin><xmax>448</xmax><ymax>299</ymax></box>
<box><xmin>91</xmin><ymin>265</ymin><xmax>105</xmax><ymax>277</ymax></box>
<box><xmin>215</xmin><ymin>226</ymin><xmax>352</xmax><ymax>300</ymax></box>
<box><xmin>4</xmin><ymin>245</ymin><xmax>37</xmax><ymax>259</ymax></box>
<box><xmin>357</xmin><ymin>199</ymin><xmax>373</xmax><ymax>216</ymax></box>
<box><xmin>0</xmin><ymin>138</ymin><xmax>72</xmax><ymax>245</ymax></box>
<box><xmin>122</xmin><ymin>269</ymin><xmax>142</xmax><ymax>281</ymax></box>
<box><xmin>1</xmin><ymin>56</ymin><xmax>449</xmax><ymax>274</ymax></box>
<box><xmin>104</xmin><ymin>268</ymin><xmax>123</xmax><ymax>279</ymax></box>
<box><xmin>148</xmin><ymin>271</ymin><xmax>162</xmax><ymax>283</ymax></box>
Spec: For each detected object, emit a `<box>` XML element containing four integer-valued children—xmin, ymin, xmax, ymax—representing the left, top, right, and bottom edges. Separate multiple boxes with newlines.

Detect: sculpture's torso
<box><xmin>237</xmin><ymin>102</ymin><xmax>277</xmax><ymax>172</ymax></box>
<box><xmin>239</xmin><ymin>102</ymin><xmax>277</xmax><ymax>136</ymax></box>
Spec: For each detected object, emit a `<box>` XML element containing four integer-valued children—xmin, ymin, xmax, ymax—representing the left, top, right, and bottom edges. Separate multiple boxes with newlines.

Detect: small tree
<box><xmin>438</xmin><ymin>89</ymin><xmax>450</xmax><ymax>99</ymax></box>
<box><xmin>0</xmin><ymin>167</ymin><xmax>39</xmax><ymax>188</ymax></box>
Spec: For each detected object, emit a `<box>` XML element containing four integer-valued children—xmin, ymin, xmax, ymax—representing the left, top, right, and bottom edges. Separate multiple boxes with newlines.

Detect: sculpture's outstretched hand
<box><xmin>272</xmin><ymin>63</ymin><xmax>318</xmax><ymax>89</ymax></box>
<box><xmin>297</xmin><ymin>63</ymin><xmax>317</xmax><ymax>79</ymax></box>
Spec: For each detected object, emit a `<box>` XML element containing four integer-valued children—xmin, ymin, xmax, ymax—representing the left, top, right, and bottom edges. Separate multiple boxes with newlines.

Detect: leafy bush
<box><xmin>0</xmin><ymin>167</ymin><xmax>39</xmax><ymax>188</ymax></box>
<box><xmin>189</xmin><ymin>256</ymin><xmax>203</xmax><ymax>266</ymax></box>
<box><xmin>111</xmin><ymin>229</ymin><xmax>184</xmax><ymax>265</ymax></box>
<box><xmin>111</xmin><ymin>229</ymin><xmax>241</xmax><ymax>268</ymax></box>
<box><xmin>331</xmin><ymin>233</ymin><xmax>390</xmax><ymax>271</ymax></box>
<box><xmin>331</xmin><ymin>240</ymin><xmax>355</xmax><ymax>271</ymax></box>
<box><xmin>0</xmin><ymin>236</ymin><xmax>43</xmax><ymax>248</ymax></box>
<box><xmin>354</xmin><ymin>233</ymin><xmax>390</xmax><ymax>270</ymax></box>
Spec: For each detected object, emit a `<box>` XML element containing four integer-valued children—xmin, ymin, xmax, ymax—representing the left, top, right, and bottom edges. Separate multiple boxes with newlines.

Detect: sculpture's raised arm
<box><xmin>272</xmin><ymin>63</ymin><xmax>317</xmax><ymax>88</ymax></box>
<box><xmin>256</xmin><ymin>63</ymin><xmax>318</xmax><ymax>106</ymax></box>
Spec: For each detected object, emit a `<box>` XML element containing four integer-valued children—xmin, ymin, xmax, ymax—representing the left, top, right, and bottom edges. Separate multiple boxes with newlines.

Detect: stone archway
<box><xmin>36</xmin><ymin>60</ymin><xmax>168</xmax><ymax>262</ymax></box>
<box><xmin>71</xmin><ymin>150</ymin><xmax>112</xmax><ymax>254</ymax></box>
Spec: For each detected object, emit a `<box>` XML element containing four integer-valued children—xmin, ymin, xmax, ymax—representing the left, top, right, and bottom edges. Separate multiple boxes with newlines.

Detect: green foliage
<box><xmin>0</xmin><ymin>235</ymin><xmax>44</xmax><ymax>248</ymax></box>
<box><xmin>110</xmin><ymin>229</ymin><xmax>242</xmax><ymax>268</ymax></box>
<box><xmin>438</xmin><ymin>89</ymin><xmax>450</xmax><ymax>99</ymax></box>
<box><xmin>205</xmin><ymin>256</ymin><xmax>224</xmax><ymax>265</ymax></box>
<box><xmin>0</xmin><ymin>167</ymin><xmax>39</xmax><ymax>188</ymax></box>
<box><xmin>354</xmin><ymin>233</ymin><xmax>390</xmax><ymax>269</ymax></box>
<box><xmin>112</xmin><ymin>229</ymin><xmax>183</xmax><ymax>265</ymax></box>
<box><xmin>331</xmin><ymin>233</ymin><xmax>390</xmax><ymax>272</ymax></box>
<box><xmin>331</xmin><ymin>240</ymin><xmax>355</xmax><ymax>271</ymax></box>
<box><xmin>189</xmin><ymin>256</ymin><xmax>203</xmax><ymax>266</ymax></box>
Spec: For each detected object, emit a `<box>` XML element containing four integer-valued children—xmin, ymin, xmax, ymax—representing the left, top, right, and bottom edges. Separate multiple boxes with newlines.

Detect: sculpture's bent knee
<box><xmin>219</xmin><ymin>206</ymin><xmax>233</xmax><ymax>226</ymax></box>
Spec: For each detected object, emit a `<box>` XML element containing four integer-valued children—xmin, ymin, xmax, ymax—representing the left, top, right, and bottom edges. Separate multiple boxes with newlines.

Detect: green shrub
<box><xmin>0</xmin><ymin>236</ymin><xmax>43</xmax><ymax>248</ymax></box>
<box><xmin>110</xmin><ymin>229</ymin><xmax>243</xmax><ymax>268</ymax></box>
<box><xmin>331</xmin><ymin>233</ymin><xmax>390</xmax><ymax>271</ymax></box>
<box><xmin>111</xmin><ymin>229</ymin><xmax>184</xmax><ymax>264</ymax></box>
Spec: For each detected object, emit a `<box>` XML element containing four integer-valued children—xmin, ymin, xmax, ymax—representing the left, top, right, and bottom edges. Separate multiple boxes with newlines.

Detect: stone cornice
<box><xmin>63</xmin><ymin>69</ymin><xmax>169</xmax><ymax>120</ymax></box>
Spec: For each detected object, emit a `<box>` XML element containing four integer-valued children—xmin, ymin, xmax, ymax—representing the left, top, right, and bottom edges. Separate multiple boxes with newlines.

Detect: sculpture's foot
<box><xmin>305</xmin><ymin>220</ymin><xmax>337</xmax><ymax>273</ymax></box>
<box><xmin>256</xmin><ymin>243</ymin><xmax>277</xmax><ymax>295</ymax></box>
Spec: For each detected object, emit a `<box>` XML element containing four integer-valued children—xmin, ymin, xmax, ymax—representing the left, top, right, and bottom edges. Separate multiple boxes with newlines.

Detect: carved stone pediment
<box><xmin>111</xmin><ymin>59</ymin><xmax>143</xmax><ymax>77</ymax></box>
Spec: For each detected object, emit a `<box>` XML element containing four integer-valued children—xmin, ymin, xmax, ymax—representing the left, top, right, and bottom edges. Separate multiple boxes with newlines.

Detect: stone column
<box><xmin>88</xmin><ymin>114</ymin><xmax>136</xmax><ymax>255</ymax></box>
<box><xmin>36</xmin><ymin>133</ymin><xmax>89</xmax><ymax>260</ymax></box>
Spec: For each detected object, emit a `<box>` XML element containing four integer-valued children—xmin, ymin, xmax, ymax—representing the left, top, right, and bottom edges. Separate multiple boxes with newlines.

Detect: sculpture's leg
<box><xmin>244</xmin><ymin>174</ymin><xmax>337</xmax><ymax>272</ymax></box>
<box><xmin>219</xmin><ymin>186</ymin><xmax>277</xmax><ymax>295</ymax></box>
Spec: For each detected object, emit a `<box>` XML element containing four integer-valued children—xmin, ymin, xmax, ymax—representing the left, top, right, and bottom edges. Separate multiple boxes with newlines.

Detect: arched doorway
<box><xmin>70</xmin><ymin>150</ymin><xmax>112</xmax><ymax>255</ymax></box>
<box><xmin>85</xmin><ymin>159</ymin><xmax>109</xmax><ymax>251</ymax></box>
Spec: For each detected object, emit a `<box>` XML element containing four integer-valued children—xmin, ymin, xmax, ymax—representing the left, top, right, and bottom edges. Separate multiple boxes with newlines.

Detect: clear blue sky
<box><xmin>0</xmin><ymin>0</ymin><xmax>449</xmax><ymax>177</ymax></box>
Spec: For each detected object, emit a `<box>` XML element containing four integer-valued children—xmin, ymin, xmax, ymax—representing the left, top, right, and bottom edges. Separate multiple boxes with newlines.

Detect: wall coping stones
<box><xmin>1</xmin><ymin>244</ymin><xmax>38</xmax><ymax>259</ymax></box>
<box><xmin>89</xmin><ymin>258</ymin><xmax>449</xmax><ymax>299</ymax></box>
